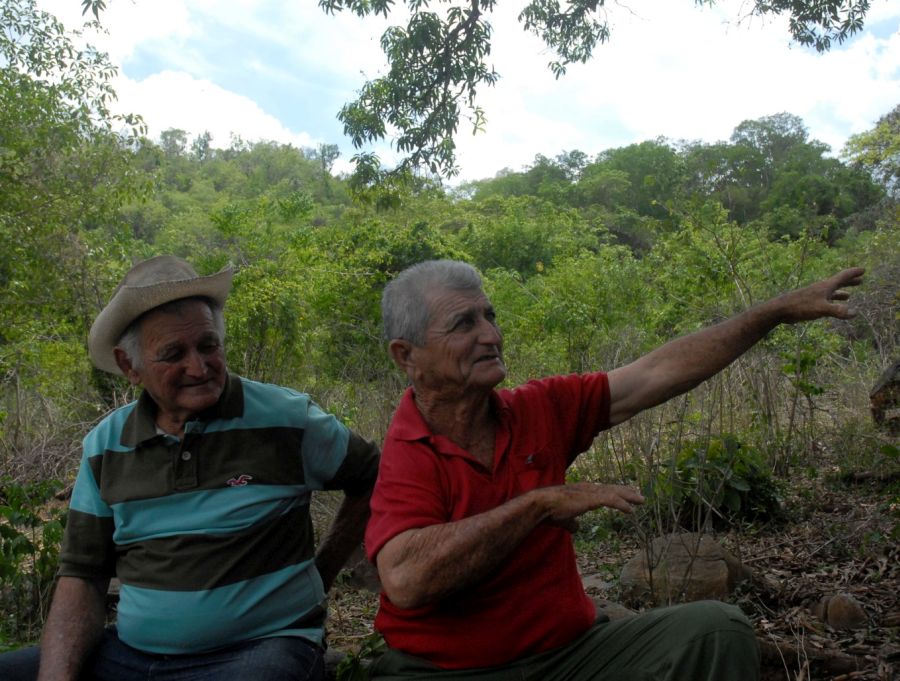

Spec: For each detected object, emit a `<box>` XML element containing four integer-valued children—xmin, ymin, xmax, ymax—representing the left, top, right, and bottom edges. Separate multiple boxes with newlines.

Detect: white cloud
<box><xmin>453</xmin><ymin>0</ymin><xmax>900</xmax><ymax>179</ymax></box>
<box><xmin>37</xmin><ymin>0</ymin><xmax>195</xmax><ymax>62</ymax></box>
<box><xmin>868</xmin><ymin>0</ymin><xmax>900</xmax><ymax>23</ymax></box>
<box><xmin>35</xmin><ymin>0</ymin><xmax>900</xmax><ymax>181</ymax></box>
<box><xmin>113</xmin><ymin>70</ymin><xmax>315</xmax><ymax>149</ymax></box>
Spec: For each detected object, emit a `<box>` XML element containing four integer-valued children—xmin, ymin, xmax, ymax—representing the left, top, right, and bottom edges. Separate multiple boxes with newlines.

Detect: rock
<box><xmin>324</xmin><ymin>649</ymin><xmax>348</xmax><ymax>681</ymax></box>
<box><xmin>870</xmin><ymin>359</ymin><xmax>900</xmax><ymax>435</ymax></box>
<box><xmin>592</xmin><ymin>598</ymin><xmax>636</xmax><ymax>622</ymax></box>
<box><xmin>811</xmin><ymin>593</ymin><xmax>868</xmax><ymax>630</ymax></box>
<box><xmin>580</xmin><ymin>573</ymin><xmax>636</xmax><ymax>622</ymax></box>
<box><xmin>581</xmin><ymin>573</ymin><xmax>614</xmax><ymax>592</ymax></box>
<box><xmin>619</xmin><ymin>532</ymin><xmax>751</xmax><ymax>604</ymax></box>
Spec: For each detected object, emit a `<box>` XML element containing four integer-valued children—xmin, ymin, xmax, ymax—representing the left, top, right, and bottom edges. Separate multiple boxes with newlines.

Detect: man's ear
<box><xmin>113</xmin><ymin>347</ymin><xmax>142</xmax><ymax>386</ymax></box>
<box><xmin>388</xmin><ymin>339</ymin><xmax>415</xmax><ymax>373</ymax></box>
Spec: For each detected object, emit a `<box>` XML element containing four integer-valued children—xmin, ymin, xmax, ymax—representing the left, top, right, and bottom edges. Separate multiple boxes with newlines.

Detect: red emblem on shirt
<box><xmin>226</xmin><ymin>474</ymin><xmax>253</xmax><ymax>487</ymax></box>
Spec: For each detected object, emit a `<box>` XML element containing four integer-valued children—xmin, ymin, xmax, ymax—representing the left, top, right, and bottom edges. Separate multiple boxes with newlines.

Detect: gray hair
<box><xmin>116</xmin><ymin>296</ymin><xmax>225</xmax><ymax>369</ymax></box>
<box><xmin>382</xmin><ymin>260</ymin><xmax>483</xmax><ymax>345</ymax></box>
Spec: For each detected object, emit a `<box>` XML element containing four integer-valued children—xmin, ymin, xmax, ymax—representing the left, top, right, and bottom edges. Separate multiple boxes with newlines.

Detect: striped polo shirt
<box><xmin>59</xmin><ymin>373</ymin><xmax>379</xmax><ymax>654</ymax></box>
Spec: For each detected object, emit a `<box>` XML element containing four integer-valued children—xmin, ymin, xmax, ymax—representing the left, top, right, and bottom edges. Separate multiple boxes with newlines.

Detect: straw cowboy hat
<box><xmin>88</xmin><ymin>255</ymin><xmax>233</xmax><ymax>375</ymax></box>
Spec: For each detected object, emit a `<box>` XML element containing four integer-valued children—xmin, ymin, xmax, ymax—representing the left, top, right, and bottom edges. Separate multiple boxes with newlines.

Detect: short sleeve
<box><xmin>325</xmin><ymin>431</ymin><xmax>380</xmax><ymax>495</ymax></box>
<box><xmin>364</xmin><ymin>440</ymin><xmax>448</xmax><ymax>562</ymax></box>
<box><xmin>58</xmin><ymin>441</ymin><xmax>116</xmax><ymax>578</ymax></box>
<box><xmin>299</xmin><ymin>400</ymin><xmax>352</xmax><ymax>490</ymax></box>
<box><xmin>508</xmin><ymin>372</ymin><xmax>610</xmax><ymax>464</ymax></box>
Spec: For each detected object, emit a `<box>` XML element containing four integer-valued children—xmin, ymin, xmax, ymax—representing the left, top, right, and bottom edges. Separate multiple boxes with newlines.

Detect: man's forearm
<box><xmin>610</xmin><ymin>302</ymin><xmax>779</xmax><ymax>421</ymax></box>
<box><xmin>608</xmin><ymin>267</ymin><xmax>864</xmax><ymax>425</ymax></box>
<box><xmin>378</xmin><ymin>491</ymin><xmax>547</xmax><ymax>610</ymax></box>
<box><xmin>37</xmin><ymin>576</ymin><xmax>108</xmax><ymax>681</ymax></box>
<box><xmin>377</xmin><ymin>483</ymin><xmax>641</xmax><ymax>609</ymax></box>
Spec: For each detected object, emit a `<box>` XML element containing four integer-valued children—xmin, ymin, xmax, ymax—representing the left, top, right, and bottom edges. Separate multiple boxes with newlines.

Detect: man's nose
<box><xmin>478</xmin><ymin>318</ymin><xmax>502</xmax><ymax>344</ymax></box>
<box><xmin>183</xmin><ymin>349</ymin><xmax>208</xmax><ymax>375</ymax></box>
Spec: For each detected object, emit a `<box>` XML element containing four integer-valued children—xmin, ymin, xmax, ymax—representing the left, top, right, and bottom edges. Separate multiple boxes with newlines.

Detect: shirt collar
<box><xmin>387</xmin><ymin>386</ymin><xmax>512</xmax><ymax>451</ymax></box>
<box><xmin>119</xmin><ymin>372</ymin><xmax>244</xmax><ymax>447</ymax></box>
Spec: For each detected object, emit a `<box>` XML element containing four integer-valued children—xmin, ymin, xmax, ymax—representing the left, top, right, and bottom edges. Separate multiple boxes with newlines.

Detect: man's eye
<box><xmin>199</xmin><ymin>343</ymin><xmax>220</xmax><ymax>354</ymax></box>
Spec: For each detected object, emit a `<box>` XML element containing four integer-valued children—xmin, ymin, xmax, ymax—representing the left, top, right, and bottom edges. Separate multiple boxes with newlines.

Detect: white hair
<box><xmin>382</xmin><ymin>260</ymin><xmax>483</xmax><ymax>345</ymax></box>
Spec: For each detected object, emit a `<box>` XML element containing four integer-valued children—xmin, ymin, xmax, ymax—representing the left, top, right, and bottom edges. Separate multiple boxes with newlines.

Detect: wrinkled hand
<box><xmin>778</xmin><ymin>267</ymin><xmax>865</xmax><ymax>324</ymax></box>
<box><xmin>538</xmin><ymin>482</ymin><xmax>645</xmax><ymax>529</ymax></box>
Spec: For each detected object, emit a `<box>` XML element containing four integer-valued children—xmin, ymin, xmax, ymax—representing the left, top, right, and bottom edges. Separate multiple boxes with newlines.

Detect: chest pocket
<box><xmin>510</xmin><ymin>447</ymin><xmax>555</xmax><ymax>494</ymax></box>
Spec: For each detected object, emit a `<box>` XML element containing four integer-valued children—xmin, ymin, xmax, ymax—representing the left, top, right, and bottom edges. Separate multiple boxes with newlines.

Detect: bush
<box><xmin>0</xmin><ymin>478</ymin><xmax>65</xmax><ymax>647</ymax></box>
<box><xmin>644</xmin><ymin>434</ymin><xmax>783</xmax><ymax>531</ymax></box>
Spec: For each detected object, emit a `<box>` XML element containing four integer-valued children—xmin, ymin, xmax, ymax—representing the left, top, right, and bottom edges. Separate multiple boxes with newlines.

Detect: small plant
<box><xmin>335</xmin><ymin>631</ymin><xmax>386</xmax><ymax>681</ymax></box>
<box><xmin>572</xmin><ymin>506</ymin><xmax>630</xmax><ymax>554</ymax></box>
<box><xmin>0</xmin><ymin>478</ymin><xmax>66</xmax><ymax>646</ymax></box>
<box><xmin>644</xmin><ymin>434</ymin><xmax>783</xmax><ymax>531</ymax></box>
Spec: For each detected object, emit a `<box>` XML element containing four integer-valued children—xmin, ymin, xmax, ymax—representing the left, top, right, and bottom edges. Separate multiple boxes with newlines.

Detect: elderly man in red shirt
<box><xmin>365</xmin><ymin>259</ymin><xmax>863</xmax><ymax>681</ymax></box>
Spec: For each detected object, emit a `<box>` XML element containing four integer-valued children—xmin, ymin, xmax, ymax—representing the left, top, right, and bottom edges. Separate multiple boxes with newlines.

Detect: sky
<box><xmin>36</xmin><ymin>0</ymin><xmax>900</xmax><ymax>183</ymax></box>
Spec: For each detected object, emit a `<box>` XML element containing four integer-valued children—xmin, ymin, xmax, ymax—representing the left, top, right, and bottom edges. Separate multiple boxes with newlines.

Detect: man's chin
<box><xmin>178</xmin><ymin>385</ymin><xmax>223</xmax><ymax>410</ymax></box>
<box><xmin>473</xmin><ymin>362</ymin><xmax>507</xmax><ymax>386</ymax></box>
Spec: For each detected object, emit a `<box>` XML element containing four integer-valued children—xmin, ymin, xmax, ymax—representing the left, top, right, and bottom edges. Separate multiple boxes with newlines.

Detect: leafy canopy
<box><xmin>319</xmin><ymin>0</ymin><xmax>870</xmax><ymax>178</ymax></box>
<box><xmin>843</xmin><ymin>103</ymin><xmax>900</xmax><ymax>197</ymax></box>
<box><xmin>0</xmin><ymin>0</ymin><xmax>147</xmax><ymax>403</ymax></box>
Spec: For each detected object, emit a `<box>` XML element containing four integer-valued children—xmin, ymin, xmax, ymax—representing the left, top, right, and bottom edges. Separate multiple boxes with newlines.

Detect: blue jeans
<box><xmin>0</xmin><ymin>628</ymin><xmax>325</xmax><ymax>681</ymax></box>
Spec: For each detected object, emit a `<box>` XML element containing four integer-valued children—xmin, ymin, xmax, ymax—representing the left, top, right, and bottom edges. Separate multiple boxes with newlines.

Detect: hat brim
<box><xmin>88</xmin><ymin>267</ymin><xmax>233</xmax><ymax>375</ymax></box>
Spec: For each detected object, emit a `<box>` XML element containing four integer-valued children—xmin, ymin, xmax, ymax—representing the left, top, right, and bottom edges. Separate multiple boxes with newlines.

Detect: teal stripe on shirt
<box><xmin>213</xmin><ymin>379</ymin><xmax>351</xmax><ymax>488</ymax></box>
<box><xmin>69</xmin><ymin>457</ymin><xmax>113</xmax><ymax>518</ymax></box>
<box><xmin>116</xmin><ymin>559</ymin><xmax>325</xmax><ymax>654</ymax></box>
<box><xmin>111</xmin><ymin>485</ymin><xmax>311</xmax><ymax>543</ymax></box>
<box><xmin>69</xmin><ymin>404</ymin><xmax>139</xmax><ymax>518</ymax></box>
<box><xmin>82</xmin><ymin>403</ymin><xmax>137</xmax><ymax>455</ymax></box>
<box><xmin>204</xmin><ymin>379</ymin><xmax>315</xmax><ymax>429</ymax></box>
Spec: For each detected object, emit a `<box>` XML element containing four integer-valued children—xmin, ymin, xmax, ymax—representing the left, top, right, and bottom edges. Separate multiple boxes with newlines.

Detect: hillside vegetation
<box><xmin>1</xmin><ymin>1</ymin><xmax>898</xmax><ymax>677</ymax></box>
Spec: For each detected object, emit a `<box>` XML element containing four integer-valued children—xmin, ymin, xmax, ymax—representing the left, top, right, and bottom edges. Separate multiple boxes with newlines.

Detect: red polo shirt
<box><xmin>365</xmin><ymin>372</ymin><xmax>611</xmax><ymax>669</ymax></box>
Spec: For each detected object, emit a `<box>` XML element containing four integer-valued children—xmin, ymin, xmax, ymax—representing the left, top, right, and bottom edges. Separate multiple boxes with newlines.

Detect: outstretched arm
<box><xmin>607</xmin><ymin>267</ymin><xmax>864</xmax><ymax>426</ymax></box>
<box><xmin>376</xmin><ymin>482</ymin><xmax>643</xmax><ymax>609</ymax></box>
<box><xmin>37</xmin><ymin>575</ymin><xmax>108</xmax><ymax>681</ymax></box>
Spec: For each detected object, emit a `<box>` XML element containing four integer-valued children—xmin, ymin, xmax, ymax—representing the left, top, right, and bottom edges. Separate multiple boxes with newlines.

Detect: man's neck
<box><xmin>414</xmin><ymin>389</ymin><xmax>497</xmax><ymax>469</ymax></box>
<box><xmin>155</xmin><ymin>414</ymin><xmax>188</xmax><ymax>438</ymax></box>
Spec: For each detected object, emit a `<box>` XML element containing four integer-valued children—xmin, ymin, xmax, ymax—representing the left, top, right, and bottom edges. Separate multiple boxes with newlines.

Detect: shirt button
<box><xmin>181</xmin><ymin>451</ymin><xmax>192</xmax><ymax>461</ymax></box>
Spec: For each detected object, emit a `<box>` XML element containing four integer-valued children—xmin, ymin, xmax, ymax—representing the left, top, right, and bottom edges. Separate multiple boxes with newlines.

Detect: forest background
<box><xmin>1</xmin><ymin>0</ymin><xmax>898</xmax><ymax>677</ymax></box>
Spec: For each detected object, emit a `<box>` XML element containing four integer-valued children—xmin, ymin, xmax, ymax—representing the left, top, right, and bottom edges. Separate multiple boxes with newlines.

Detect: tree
<box><xmin>318</xmin><ymin>0</ymin><xmax>871</xmax><ymax>178</ymax></box>
<box><xmin>843</xmin><ymin>103</ymin><xmax>900</xmax><ymax>197</ymax></box>
<box><xmin>730</xmin><ymin>112</ymin><xmax>814</xmax><ymax>186</ymax></box>
<box><xmin>589</xmin><ymin>139</ymin><xmax>685</xmax><ymax>220</ymax></box>
<box><xmin>191</xmin><ymin>130</ymin><xmax>214</xmax><ymax>162</ymax></box>
<box><xmin>680</xmin><ymin>112</ymin><xmax>882</xmax><ymax>230</ymax></box>
<box><xmin>681</xmin><ymin>141</ymin><xmax>762</xmax><ymax>222</ymax></box>
<box><xmin>0</xmin><ymin>0</ymin><xmax>147</xmax><ymax>409</ymax></box>
<box><xmin>160</xmin><ymin>128</ymin><xmax>189</xmax><ymax>157</ymax></box>
<box><xmin>471</xmin><ymin>154</ymin><xmax>573</xmax><ymax>202</ymax></box>
<box><xmin>316</xmin><ymin>143</ymin><xmax>341</xmax><ymax>174</ymax></box>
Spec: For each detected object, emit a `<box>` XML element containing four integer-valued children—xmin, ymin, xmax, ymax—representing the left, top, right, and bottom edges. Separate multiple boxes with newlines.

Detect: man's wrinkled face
<box><xmin>118</xmin><ymin>300</ymin><xmax>226</xmax><ymax>424</ymax></box>
<box><xmin>410</xmin><ymin>287</ymin><xmax>507</xmax><ymax>395</ymax></box>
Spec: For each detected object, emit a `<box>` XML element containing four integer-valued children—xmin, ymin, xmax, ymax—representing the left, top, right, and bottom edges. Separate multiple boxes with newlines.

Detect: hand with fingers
<box><xmin>538</xmin><ymin>482</ymin><xmax>645</xmax><ymax>530</ymax></box>
<box><xmin>777</xmin><ymin>267</ymin><xmax>865</xmax><ymax>324</ymax></box>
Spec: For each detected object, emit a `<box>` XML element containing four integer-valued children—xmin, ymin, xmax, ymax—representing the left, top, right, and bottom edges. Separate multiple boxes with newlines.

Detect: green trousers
<box><xmin>369</xmin><ymin>600</ymin><xmax>759</xmax><ymax>681</ymax></box>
